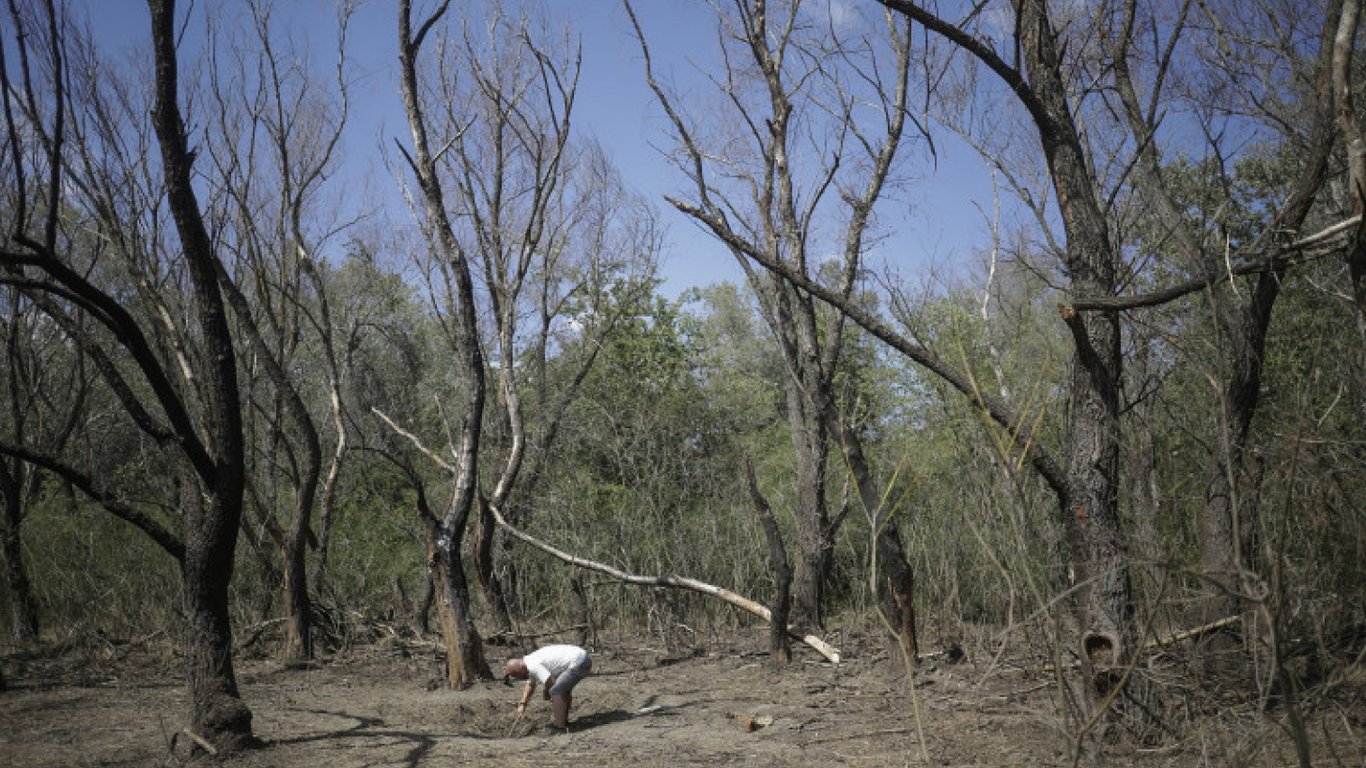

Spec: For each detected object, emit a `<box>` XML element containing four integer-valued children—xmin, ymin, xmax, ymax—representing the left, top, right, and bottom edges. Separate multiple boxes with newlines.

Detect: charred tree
<box><xmin>743</xmin><ymin>461</ymin><xmax>792</xmax><ymax>665</ymax></box>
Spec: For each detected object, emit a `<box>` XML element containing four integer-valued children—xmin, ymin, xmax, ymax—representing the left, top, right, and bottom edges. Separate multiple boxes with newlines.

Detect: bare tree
<box><xmin>394</xmin><ymin>0</ymin><xmax>493</xmax><ymax>688</ymax></box>
<box><xmin>391</xmin><ymin>0</ymin><xmax>661</xmax><ymax>680</ymax></box>
<box><xmin>627</xmin><ymin>0</ymin><xmax>919</xmax><ymax>652</ymax></box>
<box><xmin>1</xmin><ymin>0</ymin><xmax>256</xmax><ymax>750</ymax></box>
<box><xmin>0</xmin><ymin>284</ymin><xmax>90</xmax><ymax>643</ymax></box>
<box><xmin>201</xmin><ymin>0</ymin><xmax>355</xmax><ymax>663</ymax></box>
<box><xmin>1106</xmin><ymin>0</ymin><xmax>1342</xmax><ymax>641</ymax></box>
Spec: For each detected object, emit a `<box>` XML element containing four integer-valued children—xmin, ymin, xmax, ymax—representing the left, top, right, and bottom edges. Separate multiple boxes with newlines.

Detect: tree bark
<box><xmin>1200</xmin><ymin>274</ymin><xmax>1281</xmax><ymax>628</ymax></box>
<box><xmin>743</xmin><ymin>462</ymin><xmax>791</xmax><ymax>665</ymax></box>
<box><xmin>473</xmin><ymin>496</ymin><xmax>513</xmax><ymax>636</ymax></box>
<box><xmin>785</xmin><ymin>375</ymin><xmax>832</xmax><ymax>630</ymax></box>
<box><xmin>0</xmin><ymin>462</ymin><xmax>39</xmax><ymax>643</ymax></box>
<box><xmin>819</xmin><ymin>392</ymin><xmax>919</xmax><ymax>662</ymax></box>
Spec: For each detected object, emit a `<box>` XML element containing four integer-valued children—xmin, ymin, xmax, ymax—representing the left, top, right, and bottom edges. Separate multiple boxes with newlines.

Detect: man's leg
<box><xmin>551</xmin><ymin>691</ymin><xmax>572</xmax><ymax>728</ymax></box>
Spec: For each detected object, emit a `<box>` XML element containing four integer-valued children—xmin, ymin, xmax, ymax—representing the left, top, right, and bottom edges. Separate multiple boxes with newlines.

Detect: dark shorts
<box><xmin>548</xmin><ymin>655</ymin><xmax>592</xmax><ymax>696</ymax></box>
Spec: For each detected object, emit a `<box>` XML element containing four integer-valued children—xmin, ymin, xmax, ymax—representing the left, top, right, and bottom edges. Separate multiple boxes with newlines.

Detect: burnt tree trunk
<box><xmin>473</xmin><ymin>495</ymin><xmax>512</xmax><ymax>636</ymax></box>
<box><xmin>150</xmin><ymin>0</ymin><xmax>254</xmax><ymax>749</ymax></box>
<box><xmin>434</xmin><ymin>542</ymin><xmax>488</xmax><ymax>688</ymax></box>
<box><xmin>0</xmin><ymin>462</ymin><xmax>38</xmax><ymax>643</ymax></box>
<box><xmin>743</xmin><ymin>462</ymin><xmax>791</xmax><ymax>665</ymax></box>
<box><xmin>415</xmin><ymin>484</ymin><xmax>490</xmax><ymax>687</ymax></box>
<box><xmin>281</xmin><ymin>529</ymin><xmax>312</xmax><ymax>664</ymax></box>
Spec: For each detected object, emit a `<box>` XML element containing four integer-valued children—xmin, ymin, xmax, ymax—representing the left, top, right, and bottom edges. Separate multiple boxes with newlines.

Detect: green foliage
<box><xmin>21</xmin><ymin>496</ymin><xmax>179</xmax><ymax>639</ymax></box>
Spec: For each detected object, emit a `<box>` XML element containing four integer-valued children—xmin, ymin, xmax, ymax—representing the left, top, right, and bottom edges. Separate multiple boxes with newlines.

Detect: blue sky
<box><xmin>76</xmin><ymin>0</ymin><xmax>995</xmax><ymax>298</ymax></box>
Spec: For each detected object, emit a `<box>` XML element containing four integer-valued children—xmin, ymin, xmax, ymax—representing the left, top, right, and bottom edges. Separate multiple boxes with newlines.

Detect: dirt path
<box><xmin>2</xmin><ymin>629</ymin><xmax>1359</xmax><ymax>767</ymax></box>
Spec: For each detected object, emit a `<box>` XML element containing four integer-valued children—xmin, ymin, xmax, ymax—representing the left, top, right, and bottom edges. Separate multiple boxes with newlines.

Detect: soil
<box><xmin>2</xmin><ymin>626</ymin><xmax>1362</xmax><ymax>767</ymax></box>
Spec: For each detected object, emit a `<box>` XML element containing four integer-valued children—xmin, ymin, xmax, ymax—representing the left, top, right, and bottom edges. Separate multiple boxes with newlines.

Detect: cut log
<box><xmin>489</xmin><ymin>504</ymin><xmax>840</xmax><ymax>663</ymax></box>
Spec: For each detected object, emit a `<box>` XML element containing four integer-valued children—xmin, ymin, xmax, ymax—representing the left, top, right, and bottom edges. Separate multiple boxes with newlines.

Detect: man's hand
<box><xmin>515</xmin><ymin>701</ymin><xmax>527</xmax><ymax>716</ymax></box>
<box><xmin>543</xmin><ymin>677</ymin><xmax>555</xmax><ymax>700</ymax></box>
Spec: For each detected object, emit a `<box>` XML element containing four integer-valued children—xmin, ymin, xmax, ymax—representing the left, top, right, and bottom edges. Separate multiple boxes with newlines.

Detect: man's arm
<box><xmin>543</xmin><ymin>676</ymin><xmax>556</xmax><ymax>699</ymax></box>
<box><xmin>516</xmin><ymin>680</ymin><xmax>537</xmax><ymax>713</ymax></box>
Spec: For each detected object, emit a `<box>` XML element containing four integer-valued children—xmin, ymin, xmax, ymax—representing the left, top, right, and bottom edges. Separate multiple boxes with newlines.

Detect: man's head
<box><xmin>504</xmin><ymin>658</ymin><xmax>528</xmax><ymax>680</ymax></box>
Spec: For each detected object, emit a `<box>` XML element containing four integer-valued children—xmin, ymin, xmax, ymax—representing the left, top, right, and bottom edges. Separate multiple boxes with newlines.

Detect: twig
<box><xmin>801</xmin><ymin>725</ymin><xmax>919</xmax><ymax>746</ymax></box>
<box><xmin>488</xmin><ymin>624</ymin><xmax>589</xmax><ymax>643</ymax></box>
<box><xmin>236</xmin><ymin>617</ymin><xmax>288</xmax><ymax>650</ymax></box>
<box><xmin>179</xmin><ymin>728</ymin><xmax>218</xmax><ymax>756</ymax></box>
<box><xmin>506</xmin><ymin>709</ymin><xmax>525</xmax><ymax>738</ymax></box>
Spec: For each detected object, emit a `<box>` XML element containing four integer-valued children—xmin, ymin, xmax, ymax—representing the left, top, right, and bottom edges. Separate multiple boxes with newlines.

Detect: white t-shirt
<box><xmin>524</xmin><ymin>645</ymin><xmax>589</xmax><ymax>685</ymax></box>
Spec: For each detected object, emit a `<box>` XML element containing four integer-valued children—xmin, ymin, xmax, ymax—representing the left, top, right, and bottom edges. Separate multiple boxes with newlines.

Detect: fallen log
<box><xmin>489</xmin><ymin>505</ymin><xmax>841</xmax><ymax>664</ymax></box>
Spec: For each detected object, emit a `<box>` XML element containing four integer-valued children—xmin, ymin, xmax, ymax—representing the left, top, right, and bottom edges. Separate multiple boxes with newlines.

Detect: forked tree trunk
<box><xmin>397</xmin><ymin>0</ymin><xmax>493</xmax><ymax>690</ymax></box>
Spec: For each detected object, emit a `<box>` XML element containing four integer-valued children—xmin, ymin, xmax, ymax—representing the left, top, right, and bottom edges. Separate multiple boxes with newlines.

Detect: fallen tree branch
<box><xmin>489</xmin><ymin>504</ymin><xmax>841</xmax><ymax>663</ymax></box>
<box><xmin>1142</xmin><ymin>615</ymin><xmax>1242</xmax><ymax>650</ymax></box>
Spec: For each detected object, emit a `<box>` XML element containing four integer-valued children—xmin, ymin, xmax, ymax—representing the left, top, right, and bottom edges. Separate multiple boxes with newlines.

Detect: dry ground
<box><xmin>2</xmin><ymin>626</ymin><xmax>1362</xmax><ymax>767</ymax></box>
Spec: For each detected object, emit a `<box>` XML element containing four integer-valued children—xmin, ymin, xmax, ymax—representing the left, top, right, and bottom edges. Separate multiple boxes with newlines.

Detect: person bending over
<box><xmin>505</xmin><ymin>644</ymin><xmax>592</xmax><ymax>729</ymax></box>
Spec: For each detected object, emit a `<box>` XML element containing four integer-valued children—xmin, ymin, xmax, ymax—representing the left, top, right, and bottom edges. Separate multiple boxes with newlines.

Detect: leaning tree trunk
<box><xmin>744</xmin><ymin>462</ymin><xmax>792</xmax><ymax>665</ymax></box>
